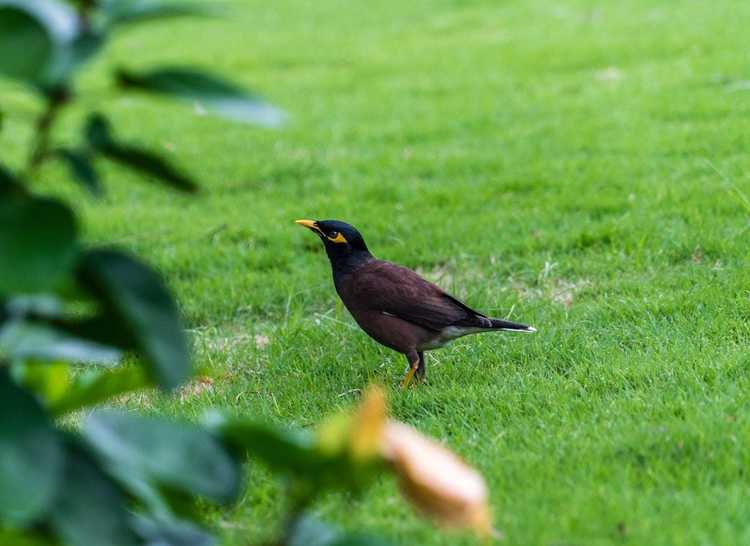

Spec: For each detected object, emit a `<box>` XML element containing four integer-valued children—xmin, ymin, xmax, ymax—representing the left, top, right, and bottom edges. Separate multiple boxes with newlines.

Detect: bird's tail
<box><xmin>489</xmin><ymin>318</ymin><xmax>536</xmax><ymax>333</ymax></box>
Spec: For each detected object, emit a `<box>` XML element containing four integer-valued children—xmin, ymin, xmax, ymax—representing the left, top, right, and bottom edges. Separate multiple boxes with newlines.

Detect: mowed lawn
<box><xmin>5</xmin><ymin>0</ymin><xmax>750</xmax><ymax>544</ymax></box>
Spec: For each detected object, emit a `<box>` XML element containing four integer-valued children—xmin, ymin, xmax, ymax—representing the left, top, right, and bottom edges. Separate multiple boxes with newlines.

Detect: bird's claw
<box><xmin>400</xmin><ymin>363</ymin><xmax>419</xmax><ymax>389</ymax></box>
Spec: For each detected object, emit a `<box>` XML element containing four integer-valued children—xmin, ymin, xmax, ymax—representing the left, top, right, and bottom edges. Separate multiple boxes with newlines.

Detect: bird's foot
<box><xmin>400</xmin><ymin>362</ymin><xmax>419</xmax><ymax>389</ymax></box>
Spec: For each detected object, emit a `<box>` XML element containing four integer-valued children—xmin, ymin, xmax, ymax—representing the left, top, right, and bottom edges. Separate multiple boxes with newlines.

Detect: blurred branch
<box><xmin>77</xmin><ymin>0</ymin><xmax>98</xmax><ymax>28</ymax></box>
<box><xmin>25</xmin><ymin>87</ymin><xmax>71</xmax><ymax>176</ymax></box>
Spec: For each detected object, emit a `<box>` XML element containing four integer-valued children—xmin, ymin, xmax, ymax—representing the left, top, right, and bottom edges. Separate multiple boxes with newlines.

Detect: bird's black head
<box><xmin>296</xmin><ymin>219</ymin><xmax>371</xmax><ymax>269</ymax></box>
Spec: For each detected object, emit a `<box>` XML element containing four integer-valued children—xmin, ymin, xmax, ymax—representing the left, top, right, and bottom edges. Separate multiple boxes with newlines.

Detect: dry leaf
<box><xmin>350</xmin><ymin>386</ymin><xmax>386</xmax><ymax>460</ymax></box>
<box><xmin>317</xmin><ymin>385</ymin><xmax>386</xmax><ymax>461</ymax></box>
<box><xmin>382</xmin><ymin>421</ymin><xmax>499</xmax><ymax>539</ymax></box>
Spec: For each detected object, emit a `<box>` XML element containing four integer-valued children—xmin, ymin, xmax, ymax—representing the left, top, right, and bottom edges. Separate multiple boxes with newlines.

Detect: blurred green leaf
<box><xmin>49</xmin><ymin>436</ymin><xmax>138</xmax><ymax>546</ymax></box>
<box><xmin>84</xmin><ymin>410</ymin><xmax>241</xmax><ymax>503</ymax></box>
<box><xmin>48</xmin><ymin>28</ymin><xmax>105</xmax><ymax>84</ymax></box>
<box><xmin>288</xmin><ymin>516</ymin><xmax>339</xmax><ymax>546</ymax></box>
<box><xmin>50</xmin><ymin>365</ymin><xmax>150</xmax><ymax>416</ymax></box>
<box><xmin>0</xmin><ymin>2</ymin><xmax>53</xmax><ymax>82</ymax></box>
<box><xmin>0</xmin><ymin>164</ymin><xmax>24</xmax><ymax>197</ymax></box>
<box><xmin>207</xmin><ymin>413</ymin><xmax>384</xmax><ymax>492</ymax></box>
<box><xmin>53</xmin><ymin>312</ymin><xmax>137</xmax><ymax>352</ymax></box>
<box><xmin>327</xmin><ymin>536</ymin><xmax>394</xmax><ymax>546</ymax></box>
<box><xmin>11</xmin><ymin>360</ymin><xmax>70</xmax><ymax>404</ymax></box>
<box><xmin>117</xmin><ymin>67</ymin><xmax>287</xmax><ymax>127</ymax></box>
<box><xmin>0</xmin><ymin>197</ymin><xmax>78</xmax><ymax>296</ymax></box>
<box><xmin>0</xmin><ymin>528</ymin><xmax>51</xmax><ymax>546</ymax></box>
<box><xmin>55</xmin><ymin>148</ymin><xmax>103</xmax><ymax>196</ymax></box>
<box><xmin>205</xmin><ymin>413</ymin><xmax>327</xmax><ymax>475</ymax></box>
<box><xmin>0</xmin><ymin>319</ymin><xmax>122</xmax><ymax>364</ymax></box>
<box><xmin>77</xmin><ymin>248</ymin><xmax>191</xmax><ymax>390</ymax></box>
<box><xmin>0</xmin><ymin>164</ymin><xmax>13</xmax><ymax>187</ymax></box>
<box><xmin>102</xmin><ymin>145</ymin><xmax>197</xmax><ymax>192</ymax></box>
<box><xmin>85</xmin><ymin>114</ymin><xmax>197</xmax><ymax>192</ymax></box>
<box><xmin>110</xmin><ymin>466</ymin><xmax>173</xmax><ymax>520</ymax></box>
<box><xmin>66</xmin><ymin>29</ymin><xmax>104</xmax><ymax>71</ymax></box>
<box><xmin>0</xmin><ymin>0</ymin><xmax>88</xmax><ymax>86</ymax></box>
<box><xmin>5</xmin><ymin>294</ymin><xmax>64</xmax><ymax>318</ymax></box>
<box><xmin>288</xmin><ymin>516</ymin><xmax>393</xmax><ymax>546</ymax></box>
<box><xmin>85</xmin><ymin>113</ymin><xmax>110</xmax><ymax>147</ymax></box>
<box><xmin>0</xmin><ymin>369</ymin><xmax>63</xmax><ymax>525</ymax></box>
<box><xmin>131</xmin><ymin>514</ymin><xmax>215</xmax><ymax>546</ymax></box>
<box><xmin>83</xmin><ymin>428</ymin><xmax>175</xmax><ymax>521</ymax></box>
<box><xmin>103</xmin><ymin>0</ymin><xmax>219</xmax><ymax>26</ymax></box>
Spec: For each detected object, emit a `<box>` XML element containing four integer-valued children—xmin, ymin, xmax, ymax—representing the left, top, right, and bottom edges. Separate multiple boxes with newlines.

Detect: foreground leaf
<box><xmin>55</xmin><ymin>148</ymin><xmax>102</xmax><ymax>196</ymax></box>
<box><xmin>0</xmin><ymin>319</ymin><xmax>122</xmax><ymax>364</ymax></box>
<box><xmin>102</xmin><ymin>0</ymin><xmax>219</xmax><ymax>27</ymax></box>
<box><xmin>0</xmin><ymin>164</ymin><xmax>15</xmax><ymax>190</ymax></box>
<box><xmin>0</xmin><ymin>1</ymin><xmax>53</xmax><ymax>82</ymax></box>
<box><xmin>206</xmin><ymin>412</ymin><xmax>383</xmax><ymax>492</ymax></box>
<box><xmin>0</xmin><ymin>164</ymin><xmax>26</xmax><ymax>197</ymax></box>
<box><xmin>63</xmin><ymin>29</ymin><xmax>105</xmax><ymax>76</ymax></box>
<box><xmin>50</xmin><ymin>365</ymin><xmax>150</xmax><ymax>416</ymax></box>
<box><xmin>327</xmin><ymin>536</ymin><xmax>393</xmax><ymax>546</ymax></box>
<box><xmin>84</xmin><ymin>410</ymin><xmax>240</xmax><ymax>503</ymax></box>
<box><xmin>288</xmin><ymin>516</ymin><xmax>392</xmax><ymax>546</ymax></box>
<box><xmin>11</xmin><ymin>361</ymin><xmax>70</xmax><ymax>405</ymax></box>
<box><xmin>85</xmin><ymin>114</ymin><xmax>197</xmax><ymax>192</ymax></box>
<box><xmin>131</xmin><ymin>514</ymin><xmax>215</xmax><ymax>546</ymax></box>
<box><xmin>287</xmin><ymin>516</ymin><xmax>339</xmax><ymax>546</ymax></box>
<box><xmin>77</xmin><ymin>248</ymin><xmax>191</xmax><ymax>390</ymax></box>
<box><xmin>204</xmin><ymin>413</ymin><xmax>325</xmax><ymax>475</ymax></box>
<box><xmin>53</xmin><ymin>312</ymin><xmax>138</xmax><ymax>353</ymax></box>
<box><xmin>0</xmin><ymin>528</ymin><xmax>51</xmax><ymax>546</ymax></box>
<box><xmin>4</xmin><ymin>294</ymin><xmax>64</xmax><ymax>318</ymax></box>
<box><xmin>0</xmin><ymin>197</ymin><xmax>78</xmax><ymax>295</ymax></box>
<box><xmin>0</xmin><ymin>369</ymin><xmax>63</xmax><ymax>525</ymax></box>
<box><xmin>117</xmin><ymin>67</ymin><xmax>287</xmax><ymax>126</ymax></box>
<box><xmin>0</xmin><ymin>0</ymin><xmax>88</xmax><ymax>86</ymax></box>
<box><xmin>49</xmin><ymin>437</ymin><xmax>138</xmax><ymax>546</ymax></box>
<box><xmin>312</xmin><ymin>386</ymin><xmax>388</xmax><ymax>491</ymax></box>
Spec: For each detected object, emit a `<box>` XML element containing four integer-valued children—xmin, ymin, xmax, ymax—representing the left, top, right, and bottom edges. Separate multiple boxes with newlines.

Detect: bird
<box><xmin>296</xmin><ymin>219</ymin><xmax>536</xmax><ymax>387</ymax></box>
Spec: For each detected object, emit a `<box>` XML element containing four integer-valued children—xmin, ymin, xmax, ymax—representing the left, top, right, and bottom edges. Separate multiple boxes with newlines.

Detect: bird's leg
<box><xmin>414</xmin><ymin>351</ymin><xmax>426</xmax><ymax>381</ymax></box>
<box><xmin>401</xmin><ymin>351</ymin><xmax>420</xmax><ymax>389</ymax></box>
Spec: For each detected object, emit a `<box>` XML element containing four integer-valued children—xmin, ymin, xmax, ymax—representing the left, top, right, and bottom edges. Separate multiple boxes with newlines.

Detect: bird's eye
<box><xmin>329</xmin><ymin>231</ymin><xmax>339</xmax><ymax>238</ymax></box>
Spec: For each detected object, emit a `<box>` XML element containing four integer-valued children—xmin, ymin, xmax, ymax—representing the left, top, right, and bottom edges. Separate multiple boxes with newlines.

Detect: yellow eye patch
<box><xmin>327</xmin><ymin>232</ymin><xmax>348</xmax><ymax>244</ymax></box>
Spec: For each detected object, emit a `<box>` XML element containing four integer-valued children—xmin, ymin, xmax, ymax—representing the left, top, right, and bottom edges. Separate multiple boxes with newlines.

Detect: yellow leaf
<box><xmin>350</xmin><ymin>385</ymin><xmax>386</xmax><ymax>461</ymax></box>
<box><xmin>316</xmin><ymin>385</ymin><xmax>387</xmax><ymax>463</ymax></box>
<box><xmin>382</xmin><ymin>421</ymin><xmax>499</xmax><ymax>539</ymax></box>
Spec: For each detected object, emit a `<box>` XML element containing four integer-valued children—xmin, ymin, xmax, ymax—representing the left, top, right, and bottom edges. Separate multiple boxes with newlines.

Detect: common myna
<box><xmin>296</xmin><ymin>219</ymin><xmax>536</xmax><ymax>387</ymax></box>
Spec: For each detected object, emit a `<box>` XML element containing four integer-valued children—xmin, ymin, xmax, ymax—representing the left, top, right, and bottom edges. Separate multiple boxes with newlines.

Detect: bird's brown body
<box><xmin>296</xmin><ymin>219</ymin><xmax>535</xmax><ymax>386</ymax></box>
<box><xmin>335</xmin><ymin>260</ymin><xmax>438</xmax><ymax>353</ymax></box>
<box><xmin>337</xmin><ymin>259</ymin><xmax>492</xmax><ymax>350</ymax></box>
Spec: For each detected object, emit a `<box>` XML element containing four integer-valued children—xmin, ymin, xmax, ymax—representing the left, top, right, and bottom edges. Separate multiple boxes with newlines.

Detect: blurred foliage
<box><xmin>0</xmin><ymin>0</ymin><xmax>275</xmax><ymax>543</ymax></box>
<box><xmin>0</xmin><ymin>1</ymin><xmax>492</xmax><ymax>545</ymax></box>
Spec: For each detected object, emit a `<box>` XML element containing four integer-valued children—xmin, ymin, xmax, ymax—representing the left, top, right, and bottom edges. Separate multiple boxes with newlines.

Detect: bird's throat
<box><xmin>328</xmin><ymin>248</ymin><xmax>373</xmax><ymax>277</ymax></box>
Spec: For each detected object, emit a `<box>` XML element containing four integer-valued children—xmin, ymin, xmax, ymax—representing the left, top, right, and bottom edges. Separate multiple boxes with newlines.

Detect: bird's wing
<box><xmin>349</xmin><ymin>260</ymin><xmax>485</xmax><ymax>331</ymax></box>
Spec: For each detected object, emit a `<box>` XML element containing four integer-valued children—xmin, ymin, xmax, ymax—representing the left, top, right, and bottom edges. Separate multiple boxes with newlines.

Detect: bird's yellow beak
<box><xmin>296</xmin><ymin>219</ymin><xmax>348</xmax><ymax>244</ymax></box>
<box><xmin>295</xmin><ymin>219</ymin><xmax>322</xmax><ymax>234</ymax></box>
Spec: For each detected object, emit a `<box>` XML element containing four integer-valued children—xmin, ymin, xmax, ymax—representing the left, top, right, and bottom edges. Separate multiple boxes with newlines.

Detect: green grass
<box><xmin>5</xmin><ymin>0</ymin><xmax>750</xmax><ymax>544</ymax></box>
